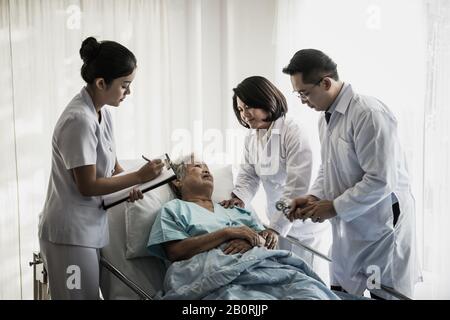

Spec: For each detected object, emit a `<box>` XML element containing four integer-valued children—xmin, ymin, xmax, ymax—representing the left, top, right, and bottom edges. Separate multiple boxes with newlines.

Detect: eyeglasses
<box><xmin>294</xmin><ymin>74</ymin><xmax>332</xmax><ymax>100</ymax></box>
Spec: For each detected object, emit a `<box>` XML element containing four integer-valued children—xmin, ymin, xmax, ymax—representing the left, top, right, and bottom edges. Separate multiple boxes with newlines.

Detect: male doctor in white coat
<box><xmin>283</xmin><ymin>49</ymin><xmax>422</xmax><ymax>299</ymax></box>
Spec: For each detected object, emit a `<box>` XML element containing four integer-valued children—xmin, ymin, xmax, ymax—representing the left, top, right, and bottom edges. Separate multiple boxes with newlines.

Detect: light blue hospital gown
<box><xmin>146</xmin><ymin>199</ymin><xmax>348</xmax><ymax>300</ymax></box>
<box><xmin>147</xmin><ymin>199</ymin><xmax>264</xmax><ymax>260</ymax></box>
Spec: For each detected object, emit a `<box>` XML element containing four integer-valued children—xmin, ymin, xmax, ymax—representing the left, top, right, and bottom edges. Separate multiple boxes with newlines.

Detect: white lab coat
<box><xmin>309</xmin><ymin>83</ymin><xmax>422</xmax><ymax>298</ymax></box>
<box><xmin>233</xmin><ymin>116</ymin><xmax>330</xmax><ymax>240</ymax></box>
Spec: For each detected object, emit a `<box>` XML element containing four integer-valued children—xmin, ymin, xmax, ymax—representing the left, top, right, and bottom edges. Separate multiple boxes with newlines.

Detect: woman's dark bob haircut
<box><xmin>79</xmin><ymin>37</ymin><xmax>137</xmax><ymax>85</ymax></box>
<box><xmin>232</xmin><ymin>76</ymin><xmax>288</xmax><ymax>128</ymax></box>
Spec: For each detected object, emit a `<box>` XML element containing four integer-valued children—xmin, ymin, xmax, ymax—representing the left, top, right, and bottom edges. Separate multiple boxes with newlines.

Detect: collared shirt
<box><xmin>39</xmin><ymin>87</ymin><xmax>116</xmax><ymax>248</ymax></box>
<box><xmin>323</xmin><ymin>82</ymin><xmax>349</xmax><ymax>125</ymax></box>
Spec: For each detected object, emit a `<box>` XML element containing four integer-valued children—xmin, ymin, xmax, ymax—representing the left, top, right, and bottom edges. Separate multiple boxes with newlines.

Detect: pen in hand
<box><xmin>139</xmin><ymin>155</ymin><xmax>164</xmax><ymax>182</ymax></box>
<box><xmin>142</xmin><ymin>155</ymin><xmax>166</xmax><ymax>174</ymax></box>
<box><xmin>143</xmin><ymin>155</ymin><xmax>168</xmax><ymax>170</ymax></box>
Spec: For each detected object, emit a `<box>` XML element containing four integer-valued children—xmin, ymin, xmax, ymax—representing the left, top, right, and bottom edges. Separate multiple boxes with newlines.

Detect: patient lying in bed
<box><xmin>147</xmin><ymin>154</ymin><xmax>341</xmax><ymax>300</ymax></box>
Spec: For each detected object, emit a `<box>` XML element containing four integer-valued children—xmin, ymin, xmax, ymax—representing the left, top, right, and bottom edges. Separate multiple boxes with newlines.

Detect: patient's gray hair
<box><xmin>169</xmin><ymin>153</ymin><xmax>201</xmax><ymax>198</ymax></box>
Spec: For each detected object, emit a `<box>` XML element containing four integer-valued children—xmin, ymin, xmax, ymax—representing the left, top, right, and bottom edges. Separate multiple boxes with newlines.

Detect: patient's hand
<box><xmin>227</xmin><ymin>226</ymin><xmax>264</xmax><ymax>247</ymax></box>
<box><xmin>223</xmin><ymin>239</ymin><xmax>252</xmax><ymax>255</ymax></box>
<box><xmin>259</xmin><ymin>229</ymin><xmax>279</xmax><ymax>249</ymax></box>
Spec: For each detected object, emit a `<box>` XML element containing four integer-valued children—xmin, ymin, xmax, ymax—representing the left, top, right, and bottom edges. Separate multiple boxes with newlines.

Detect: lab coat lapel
<box><xmin>256</xmin><ymin>118</ymin><xmax>283</xmax><ymax>176</ymax></box>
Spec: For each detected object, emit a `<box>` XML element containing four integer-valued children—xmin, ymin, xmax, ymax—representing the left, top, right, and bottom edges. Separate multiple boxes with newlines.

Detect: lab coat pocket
<box><xmin>335</xmin><ymin>137</ymin><xmax>360</xmax><ymax>176</ymax></box>
<box><xmin>345</xmin><ymin>213</ymin><xmax>383</xmax><ymax>241</ymax></box>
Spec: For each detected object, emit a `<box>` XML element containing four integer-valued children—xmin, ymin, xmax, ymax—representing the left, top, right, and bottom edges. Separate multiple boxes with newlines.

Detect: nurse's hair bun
<box><xmin>79</xmin><ymin>37</ymin><xmax>136</xmax><ymax>85</ymax></box>
<box><xmin>79</xmin><ymin>37</ymin><xmax>101</xmax><ymax>63</ymax></box>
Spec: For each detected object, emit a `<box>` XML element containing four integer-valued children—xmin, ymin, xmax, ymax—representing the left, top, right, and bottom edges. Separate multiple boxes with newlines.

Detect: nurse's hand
<box><xmin>287</xmin><ymin>195</ymin><xmax>319</xmax><ymax>222</ymax></box>
<box><xmin>136</xmin><ymin>159</ymin><xmax>165</xmax><ymax>183</ymax></box>
<box><xmin>127</xmin><ymin>188</ymin><xmax>143</xmax><ymax>202</ymax></box>
<box><xmin>259</xmin><ymin>229</ymin><xmax>279</xmax><ymax>249</ymax></box>
<box><xmin>220</xmin><ymin>196</ymin><xmax>244</xmax><ymax>209</ymax></box>
<box><xmin>223</xmin><ymin>239</ymin><xmax>252</xmax><ymax>255</ymax></box>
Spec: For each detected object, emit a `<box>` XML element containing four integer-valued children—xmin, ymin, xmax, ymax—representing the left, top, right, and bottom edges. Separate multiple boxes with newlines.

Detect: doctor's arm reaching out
<box><xmin>287</xmin><ymin>195</ymin><xmax>336</xmax><ymax>223</ymax></box>
<box><xmin>220</xmin><ymin>192</ymin><xmax>245</xmax><ymax>208</ymax></box>
<box><xmin>72</xmin><ymin>158</ymin><xmax>164</xmax><ymax>199</ymax></box>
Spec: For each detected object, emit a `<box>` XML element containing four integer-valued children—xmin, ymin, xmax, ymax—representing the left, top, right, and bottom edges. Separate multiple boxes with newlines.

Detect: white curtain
<box><xmin>273</xmin><ymin>0</ymin><xmax>427</xmax><ymax>192</ymax></box>
<box><xmin>422</xmin><ymin>0</ymin><xmax>450</xmax><ymax>299</ymax></box>
<box><xmin>273</xmin><ymin>0</ymin><xmax>450</xmax><ymax>299</ymax></box>
<box><xmin>0</xmin><ymin>0</ymin><xmax>277</xmax><ymax>299</ymax></box>
<box><xmin>0</xmin><ymin>0</ymin><xmax>22</xmax><ymax>300</ymax></box>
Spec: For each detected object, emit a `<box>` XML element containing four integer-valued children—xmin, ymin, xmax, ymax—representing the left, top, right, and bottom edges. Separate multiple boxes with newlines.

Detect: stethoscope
<box><xmin>275</xmin><ymin>200</ymin><xmax>291</xmax><ymax>217</ymax></box>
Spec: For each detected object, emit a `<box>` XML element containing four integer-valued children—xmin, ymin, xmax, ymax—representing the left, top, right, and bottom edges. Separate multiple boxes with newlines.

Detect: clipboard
<box><xmin>102</xmin><ymin>153</ymin><xmax>177</xmax><ymax>210</ymax></box>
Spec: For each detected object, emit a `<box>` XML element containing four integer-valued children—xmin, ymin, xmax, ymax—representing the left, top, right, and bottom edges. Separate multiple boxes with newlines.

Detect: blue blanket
<box><xmin>157</xmin><ymin>247</ymin><xmax>341</xmax><ymax>300</ymax></box>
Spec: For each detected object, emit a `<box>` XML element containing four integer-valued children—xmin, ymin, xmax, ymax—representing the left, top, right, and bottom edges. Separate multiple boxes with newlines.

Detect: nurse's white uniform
<box><xmin>233</xmin><ymin>116</ymin><xmax>331</xmax><ymax>284</ymax></box>
<box><xmin>309</xmin><ymin>83</ymin><xmax>422</xmax><ymax>298</ymax></box>
<box><xmin>39</xmin><ymin>87</ymin><xmax>116</xmax><ymax>299</ymax></box>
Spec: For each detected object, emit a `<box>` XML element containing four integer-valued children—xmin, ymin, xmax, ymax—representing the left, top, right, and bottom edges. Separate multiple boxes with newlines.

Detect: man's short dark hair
<box><xmin>232</xmin><ymin>76</ymin><xmax>288</xmax><ymax>129</ymax></box>
<box><xmin>282</xmin><ymin>49</ymin><xmax>339</xmax><ymax>84</ymax></box>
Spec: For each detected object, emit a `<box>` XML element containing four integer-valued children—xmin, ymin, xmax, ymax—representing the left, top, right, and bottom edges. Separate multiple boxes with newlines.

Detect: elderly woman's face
<box><xmin>181</xmin><ymin>162</ymin><xmax>214</xmax><ymax>189</ymax></box>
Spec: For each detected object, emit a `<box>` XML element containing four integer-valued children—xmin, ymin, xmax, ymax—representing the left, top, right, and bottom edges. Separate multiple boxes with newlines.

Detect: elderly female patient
<box><xmin>147</xmin><ymin>155</ymin><xmax>341</xmax><ymax>300</ymax></box>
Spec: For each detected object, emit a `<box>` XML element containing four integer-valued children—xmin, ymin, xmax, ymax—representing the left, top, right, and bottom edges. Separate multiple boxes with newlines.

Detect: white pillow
<box><xmin>124</xmin><ymin>164</ymin><xmax>234</xmax><ymax>259</ymax></box>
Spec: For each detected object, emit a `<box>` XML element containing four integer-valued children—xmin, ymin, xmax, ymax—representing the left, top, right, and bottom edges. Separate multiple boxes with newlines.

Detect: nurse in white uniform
<box><xmin>221</xmin><ymin>76</ymin><xmax>331</xmax><ymax>283</ymax></box>
<box><xmin>284</xmin><ymin>49</ymin><xmax>422</xmax><ymax>299</ymax></box>
<box><xmin>38</xmin><ymin>37</ymin><xmax>164</xmax><ymax>299</ymax></box>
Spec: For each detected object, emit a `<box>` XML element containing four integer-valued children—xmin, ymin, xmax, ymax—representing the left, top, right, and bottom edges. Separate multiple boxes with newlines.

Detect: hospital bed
<box><xmin>32</xmin><ymin>160</ymin><xmax>411</xmax><ymax>300</ymax></box>
<box><xmin>99</xmin><ymin>230</ymin><xmax>410</xmax><ymax>300</ymax></box>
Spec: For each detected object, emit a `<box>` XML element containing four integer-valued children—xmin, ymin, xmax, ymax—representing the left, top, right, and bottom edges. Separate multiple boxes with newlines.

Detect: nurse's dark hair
<box><xmin>282</xmin><ymin>49</ymin><xmax>339</xmax><ymax>84</ymax></box>
<box><xmin>79</xmin><ymin>37</ymin><xmax>137</xmax><ymax>85</ymax></box>
<box><xmin>232</xmin><ymin>76</ymin><xmax>288</xmax><ymax>129</ymax></box>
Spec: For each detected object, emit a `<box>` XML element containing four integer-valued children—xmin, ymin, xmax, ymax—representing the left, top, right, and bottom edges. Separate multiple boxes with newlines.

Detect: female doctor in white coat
<box><xmin>221</xmin><ymin>76</ymin><xmax>331</xmax><ymax>282</ymax></box>
<box><xmin>38</xmin><ymin>37</ymin><xmax>164</xmax><ymax>299</ymax></box>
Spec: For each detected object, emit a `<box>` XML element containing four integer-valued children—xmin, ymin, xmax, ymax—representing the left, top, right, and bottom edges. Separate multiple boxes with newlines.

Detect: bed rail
<box><xmin>267</xmin><ymin>226</ymin><xmax>412</xmax><ymax>300</ymax></box>
<box><xmin>100</xmin><ymin>257</ymin><xmax>153</xmax><ymax>300</ymax></box>
<box><xmin>35</xmin><ymin>245</ymin><xmax>410</xmax><ymax>300</ymax></box>
<box><xmin>29</xmin><ymin>252</ymin><xmax>49</xmax><ymax>300</ymax></box>
<box><xmin>377</xmin><ymin>284</ymin><xmax>412</xmax><ymax>300</ymax></box>
<box><xmin>285</xmin><ymin>234</ymin><xmax>332</xmax><ymax>262</ymax></box>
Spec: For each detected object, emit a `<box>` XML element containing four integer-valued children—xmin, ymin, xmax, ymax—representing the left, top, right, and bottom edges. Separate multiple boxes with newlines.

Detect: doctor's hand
<box><xmin>259</xmin><ymin>229</ymin><xmax>279</xmax><ymax>249</ymax></box>
<box><xmin>292</xmin><ymin>200</ymin><xmax>337</xmax><ymax>223</ymax></box>
<box><xmin>220</xmin><ymin>195</ymin><xmax>244</xmax><ymax>209</ymax></box>
<box><xmin>287</xmin><ymin>195</ymin><xmax>319</xmax><ymax>222</ymax></box>
<box><xmin>127</xmin><ymin>188</ymin><xmax>143</xmax><ymax>202</ymax></box>
<box><xmin>136</xmin><ymin>159</ymin><xmax>164</xmax><ymax>183</ymax></box>
<box><xmin>223</xmin><ymin>239</ymin><xmax>252</xmax><ymax>255</ymax></box>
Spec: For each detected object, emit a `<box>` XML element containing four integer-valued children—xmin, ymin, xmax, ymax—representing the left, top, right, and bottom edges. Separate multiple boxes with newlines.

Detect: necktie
<box><xmin>325</xmin><ymin>112</ymin><xmax>331</xmax><ymax>124</ymax></box>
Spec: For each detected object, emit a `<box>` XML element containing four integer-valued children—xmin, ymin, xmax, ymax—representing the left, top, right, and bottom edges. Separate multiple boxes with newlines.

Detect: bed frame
<box><xmin>31</xmin><ymin>233</ymin><xmax>411</xmax><ymax>300</ymax></box>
